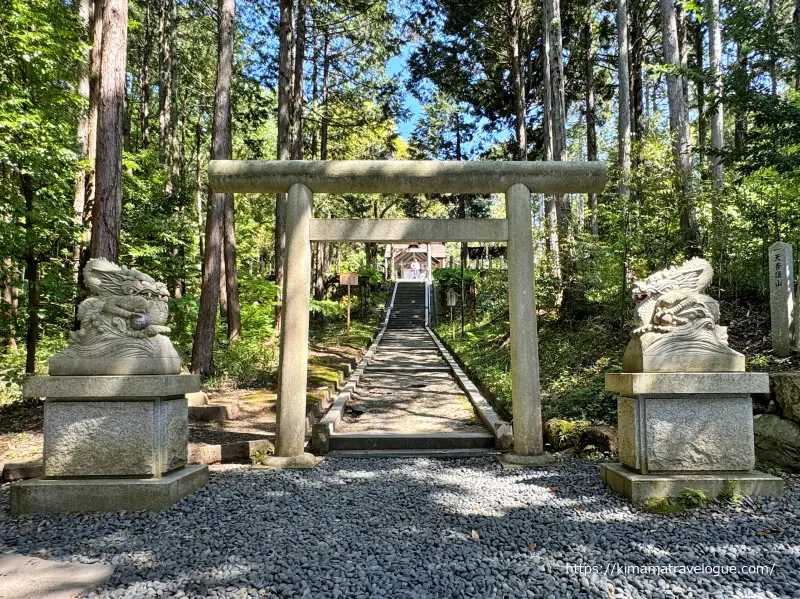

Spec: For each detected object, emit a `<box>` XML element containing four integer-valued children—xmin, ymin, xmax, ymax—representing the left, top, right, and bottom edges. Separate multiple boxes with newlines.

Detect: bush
<box><xmin>676</xmin><ymin>488</ymin><xmax>708</xmax><ymax>509</ymax></box>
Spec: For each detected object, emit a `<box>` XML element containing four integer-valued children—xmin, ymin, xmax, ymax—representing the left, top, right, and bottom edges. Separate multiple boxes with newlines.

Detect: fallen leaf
<box><xmin>471</xmin><ymin>530</ymin><xmax>480</xmax><ymax>540</ymax></box>
<box><xmin>529</xmin><ymin>543</ymin><xmax>537</xmax><ymax>550</ymax></box>
<box><xmin>757</xmin><ymin>531</ymin><xmax>769</xmax><ymax>536</ymax></box>
<box><xmin>573</xmin><ymin>505</ymin><xmax>583</xmax><ymax>512</ymax></box>
<box><xmin>608</xmin><ymin>588</ymin><xmax>616</xmax><ymax>596</ymax></box>
<box><xmin>472</xmin><ymin>505</ymin><xmax>480</xmax><ymax>510</ymax></box>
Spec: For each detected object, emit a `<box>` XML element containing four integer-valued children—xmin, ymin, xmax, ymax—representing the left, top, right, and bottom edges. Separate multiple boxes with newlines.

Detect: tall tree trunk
<box><xmin>310</xmin><ymin>39</ymin><xmax>319</xmax><ymax>159</ymax></box>
<box><xmin>694</xmin><ymin>18</ymin><xmax>706</xmax><ymax>167</ymax></box>
<box><xmin>24</xmin><ymin>255</ymin><xmax>38</xmax><ymax>374</ymax></box>
<box><xmin>191</xmin><ymin>0</ymin><xmax>235</xmax><ymax>375</ymax></box>
<box><xmin>21</xmin><ymin>176</ymin><xmax>38</xmax><ymax>374</ymax></box>
<box><xmin>219</xmin><ymin>245</ymin><xmax>228</xmax><ymax>319</ymax></box>
<box><xmin>292</xmin><ymin>0</ymin><xmax>305</xmax><ymax>160</ymax></box>
<box><xmin>709</xmin><ymin>0</ymin><xmax>724</xmax><ymax>189</ymax></box>
<box><xmin>542</xmin><ymin>0</ymin><xmax>560</xmax><ymax>281</ymax></box>
<box><xmin>508</xmin><ymin>0</ymin><xmax>526</xmax><ymax>160</ymax></box>
<box><xmin>74</xmin><ymin>0</ymin><xmax>93</xmax><ymax>281</ymax></box>
<box><xmin>320</xmin><ymin>31</ymin><xmax>330</xmax><ymax>160</ymax></box>
<box><xmin>223</xmin><ymin>195</ymin><xmax>240</xmax><ymax>340</ymax></box>
<box><xmin>708</xmin><ymin>0</ymin><xmax>724</xmax><ymax>263</ymax></box>
<box><xmin>547</xmin><ymin>0</ymin><xmax>570</xmax><ymax>310</ymax></box>
<box><xmin>794</xmin><ymin>0</ymin><xmax>800</xmax><ymax>90</ymax></box>
<box><xmin>314</xmin><ymin>241</ymin><xmax>325</xmax><ymax>300</ymax></box>
<box><xmin>274</xmin><ymin>0</ymin><xmax>294</xmax><ymax>336</ymax></box>
<box><xmin>195</xmin><ymin>120</ymin><xmax>205</xmax><ymax>261</ymax></box>
<box><xmin>90</xmin><ymin>0</ymin><xmax>128</xmax><ymax>262</ymax></box>
<box><xmin>630</xmin><ymin>0</ymin><xmax>645</xmax><ymax>144</ymax></box>
<box><xmin>619</xmin><ymin>0</ymin><xmax>631</xmax><ymax>200</ymax></box>
<box><xmin>139</xmin><ymin>0</ymin><xmax>152</xmax><ymax>149</ymax></box>
<box><xmin>312</xmin><ymin>27</ymin><xmax>327</xmax><ymax>302</ymax></box>
<box><xmin>3</xmin><ymin>258</ymin><xmax>18</xmax><ymax>352</ymax></box>
<box><xmin>769</xmin><ymin>0</ymin><xmax>778</xmax><ymax>96</ymax></box>
<box><xmin>734</xmin><ymin>42</ymin><xmax>748</xmax><ymax>151</ymax></box>
<box><xmin>218</xmin><ymin>0</ymin><xmax>238</xmax><ymax>341</ymax></box>
<box><xmin>168</xmin><ymin>0</ymin><xmax>180</xmax><ymax>187</ymax></box>
<box><xmin>158</xmin><ymin>0</ymin><xmax>173</xmax><ymax>168</ymax></box>
<box><xmin>660</xmin><ymin>0</ymin><xmax>699</xmax><ymax>256</ymax></box>
<box><xmin>585</xmin><ymin>17</ymin><xmax>598</xmax><ymax>238</ymax></box>
<box><xmin>619</xmin><ymin>0</ymin><xmax>633</xmax><ymax>310</ymax></box>
<box><xmin>167</xmin><ymin>0</ymin><xmax>183</xmax><ymax>298</ymax></box>
<box><xmin>82</xmin><ymin>0</ymin><xmax>103</xmax><ymax>264</ymax></box>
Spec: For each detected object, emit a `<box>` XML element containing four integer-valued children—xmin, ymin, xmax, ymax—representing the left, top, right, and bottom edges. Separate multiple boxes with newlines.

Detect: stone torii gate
<box><xmin>209</xmin><ymin>160</ymin><xmax>606</xmax><ymax>467</ymax></box>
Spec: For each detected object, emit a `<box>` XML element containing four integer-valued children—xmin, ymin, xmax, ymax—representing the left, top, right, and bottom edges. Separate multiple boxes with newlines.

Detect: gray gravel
<box><xmin>1</xmin><ymin>457</ymin><xmax>799</xmax><ymax>599</ymax></box>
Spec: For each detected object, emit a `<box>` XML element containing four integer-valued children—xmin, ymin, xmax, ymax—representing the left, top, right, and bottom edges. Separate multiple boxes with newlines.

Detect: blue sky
<box><xmin>387</xmin><ymin>54</ymin><xmax>422</xmax><ymax>141</ymax></box>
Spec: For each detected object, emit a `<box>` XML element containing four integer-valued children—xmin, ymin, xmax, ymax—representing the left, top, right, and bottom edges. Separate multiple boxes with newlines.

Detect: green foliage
<box><xmin>641</xmin><ymin>498</ymin><xmax>685</xmax><ymax>514</ymax></box>
<box><xmin>357</xmin><ymin>266</ymin><xmax>384</xmax><ymax>287</ymax></box>
<box><xmin>0</xmin><ymin>336</ymin><xmax>65</xmax><ymax>405</ymax></box>
<box><xmin>438</xmin><ymin>308</ymin><xmax>621</xmax><ymax>424</ymax></box>
<box><xmin>310</xmin><ymin>299</ymin><xmax>346</xmax><ymax>319</ymax></box>
<box><xmin>250</xmin><ymin>447</ymin><xmax>273</xmax><ymax>465</ymax></box>
<box><xmin>717</xmin><ymin>480</ymin><xmax>743</xmax><ymax>504</ymax></box>
<box><xmin>434</xmin><ymin>267</ymin><xmax>479</xmax><ymax>288</ymax></box>
<box><xmin>676</xmin><ymin>489</ymin><xmax>709</xmax><ymax>509</ymax></box>
<box><xmin>543</xmin><ymin>418</ymin><xmax>589</xmax><ymax>450</ymax></box>
<box><xmin>205</xmin><ymin>277</ymin><xmax>280</xmax><ymax>388</ymax></box>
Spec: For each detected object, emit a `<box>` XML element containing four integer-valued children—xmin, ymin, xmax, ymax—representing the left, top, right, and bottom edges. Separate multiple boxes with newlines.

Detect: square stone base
<box><xmin>9</xmin><ymin>465</ymin><xmax>208</xmax><ymax>514</ymax></box>
<box><xmin>44</xmin><ymin>398</ymin><xmax>188</xmax><ymax>477</ymax></box>
<box><xmin>600</xmin><ymin>462</ymin><xmax>783</xmax><ymax>504</ymax></box>
<box><xmin>607</xmin><ymin>373</ymin><xmax>769</xmax><ymax>474</ymax></box>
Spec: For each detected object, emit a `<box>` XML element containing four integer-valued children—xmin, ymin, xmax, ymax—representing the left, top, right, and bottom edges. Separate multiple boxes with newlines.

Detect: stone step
<box><xmin>2</xmin><ymin>460</ymin><xmax>43</xmax><ymax>483</ymax></box>
<box><xmin>188</xmin><ymin>439</ymin><xmax>274</xmax><ymax>465</ymax></box>
<box><xmin>188</xmin><ymin>402</ymin><xmax>241</xmax><ymax>422</ymax></box>
<box><xmin>365</xmin><ymin>365</ymin><xmax>450</xmax><ymax>373</ymax></box>
<box><xmin>328</xmin><ymin>432</ymin><xmax>495</xmax><ymax>451</ymax></box>
<box><xmin>186</xmin><ymin>391</ymin><xmax>209</xmax><ymax>407</ymax></box>
<box><xmin>326</xmin><ymin>449</ymin><xmax>499</xmax><ymax>459</ymax></box>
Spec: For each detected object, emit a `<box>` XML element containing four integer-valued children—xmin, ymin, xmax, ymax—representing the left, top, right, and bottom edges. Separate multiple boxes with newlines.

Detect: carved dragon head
<box><xmin>631</xmin><ymin>258</ymin><xmax>713</xmax><ymax>305</ymax></box>
<box><xmin>83</xmin><ymin>258</ymin><xmax>170</xmax><ymax>301</ymax></box>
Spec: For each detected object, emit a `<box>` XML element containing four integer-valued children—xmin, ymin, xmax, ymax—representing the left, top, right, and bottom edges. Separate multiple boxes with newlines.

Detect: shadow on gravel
<box><xmin>0</xmin><ymin>401</ymin><xmax>43</xmax><ymax>435</ymax></box>
<box><xmin>0</xmin><ymin>458</ymin><xmax>797</xmax><ymax>598</ymax></box>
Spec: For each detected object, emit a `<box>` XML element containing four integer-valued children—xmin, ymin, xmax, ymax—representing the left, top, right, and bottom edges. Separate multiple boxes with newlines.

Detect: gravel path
<box><xmin>1</xmin><ymin>457</ymin><xmax>799</xmax><ymax>599</ymax></box>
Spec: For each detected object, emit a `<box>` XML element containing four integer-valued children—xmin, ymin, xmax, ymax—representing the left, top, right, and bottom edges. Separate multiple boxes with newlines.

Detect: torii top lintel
<box><xmin>208</xmin><ymin>160</ymin><xmax>607</xmax><ymax>195</ymax></box>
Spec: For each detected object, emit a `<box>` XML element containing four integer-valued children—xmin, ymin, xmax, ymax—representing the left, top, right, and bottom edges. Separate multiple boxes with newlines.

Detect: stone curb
<box><xmin>1</xmin><ymin>460</ymin><xmax>43</xmax><ymax>483</ymax></box>
<box><xmin>312</xmin><ymin>328</ymin><xmax>387</xmax><ymax>454</ymax></box>
<box><xmin>426</xmin><ymin>327</ymin><xmax>514</xmax><ymax>451</ymax></box>
<box><xmin>431</xmin><ymin>331</ymin><xmax>512</xmax><ymax>422</ymax></box>
<box><xmin>188</xmin><ymin>402</ymin><xmax>241</xmax><ymax>422</ymax></box>
<box><xmin>188</xmin><ymin>439</ymin><xmax>275</xmax><ymax>465</ymax></box>
<box><xmin>188</xmin><ymin>332</ymin><xmax>376</xmax><ymax>465</ymax></box>
<box><xmin>327</xmin><ymin>432</ymin><xmax>495</xmax><ymax>451</ymax></box>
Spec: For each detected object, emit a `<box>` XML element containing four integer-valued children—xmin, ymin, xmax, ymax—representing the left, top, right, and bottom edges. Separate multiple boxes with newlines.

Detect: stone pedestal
<box><xmin>11</xmin><ymin>374</ymin><xmax>208</xmax><ymax>514</ymax></box>
<box><xmin>601</xmin><ymin>373</ymin><xmax>783</xmax><ymax>503</ymax></box>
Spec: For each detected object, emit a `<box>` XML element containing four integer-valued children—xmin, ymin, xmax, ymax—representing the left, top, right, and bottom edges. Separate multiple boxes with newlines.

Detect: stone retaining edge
<box><xmin>188</xmin><ymin>330</ymin><xmax>378</xmax><ymax>465</ymax></box>
<box><xmin>311</xmin><ymin>327</ymin><xmax>388</xmax><ymax>455</ymax></box>
<box><xmin>426</xmin><ymin>327</ymin><xmax>513</xmax><ymax>451</ymax></box>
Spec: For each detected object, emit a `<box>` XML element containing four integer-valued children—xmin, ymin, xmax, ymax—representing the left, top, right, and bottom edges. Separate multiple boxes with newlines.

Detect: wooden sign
<box><xmin>446</xmin><ymin>289</ymin><xmax>458</xmax><ymax>307</ymax></box>
<box><xmin>339</xmin><ymin>273</ymin><xmax>358</xmax><ymax>286</ymax></box>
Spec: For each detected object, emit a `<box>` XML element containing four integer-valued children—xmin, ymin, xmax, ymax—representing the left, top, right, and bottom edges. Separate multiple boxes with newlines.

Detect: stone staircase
<box><xmin>387</xmin><ymin>282</ymin><xmax>426</xmax><ymax>329</ymax></box>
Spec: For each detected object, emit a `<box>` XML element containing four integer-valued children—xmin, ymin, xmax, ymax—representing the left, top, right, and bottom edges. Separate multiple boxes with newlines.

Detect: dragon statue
<box><xmin>623</xmin><ymin>257</ymin><xmax>745</xmax><ymax>372</ymax></box>
<box><xmin>49</xmin><ymin>259</ymin><xmax>182</xmax><ymax>375</ymax></box>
